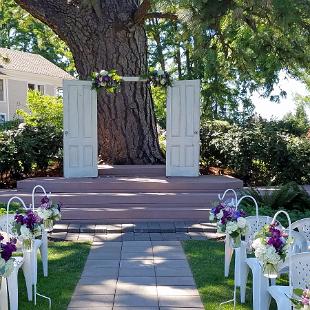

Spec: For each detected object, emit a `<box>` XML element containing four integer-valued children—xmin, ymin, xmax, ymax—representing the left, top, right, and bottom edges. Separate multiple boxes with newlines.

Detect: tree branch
<box><xmin>14</xmin><ymin>0</ymin><xmax>75</xmax><ymax>40</ymax></box>
<box><xmin>134</xmin><ymin>0</ymin><xmax>151</xmax><ymax>24</ymax></box>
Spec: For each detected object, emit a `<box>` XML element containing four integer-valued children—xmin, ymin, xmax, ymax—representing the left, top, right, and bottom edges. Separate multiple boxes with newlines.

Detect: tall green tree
<box><xmin>9</xmin><ymin>0</ymin><xmax>310</xmax><ymax>164</ymax></box>
<box><xmin>0</xmin><ymin>0</ymin><xmax>75</xmax><ymax>73</ymax></box>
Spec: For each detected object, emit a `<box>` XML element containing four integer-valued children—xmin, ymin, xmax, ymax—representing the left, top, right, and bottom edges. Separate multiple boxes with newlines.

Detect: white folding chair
<box><xmin>268</xmin><ymin>252</ymin><xmax>310</xmax><ymax>310</ymax></box>
<box><xmin>238</xmin><ymin>215</ymin><xmax>273</xmax><ymax>304</ymax></box>
<box><xmin>292</xmin><ymin>218</ymin><xmax>310</xmax><ymax>249</ymax></box>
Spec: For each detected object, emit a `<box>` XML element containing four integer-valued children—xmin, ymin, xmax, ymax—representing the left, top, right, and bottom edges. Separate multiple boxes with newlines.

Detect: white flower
<box><xmin>157</xmin><ymin>69</ymin><xmax>164</xmax><ymax>75</ymax></box>
<box><xmin>37</xmin><ymin>208</ymin><xmax>53</xmax><ymax>220</ymax></box>
<box><xmin>264</xmin><ymin>246</ymin><xmax>281</xmax><ymax>265</ymax></box>
<box><xmin>160</xmin><ymin>78</ymin><xmax>167</xmax><ymax>85</ymax></box>
<box><xmin>100</xmin><ymin>70</ymin><xmax>108</xmax><ymax>75</ymax></box>
<box><xmin>226</xmin><ymin>221</ymin><xmax>238</xmax><ymax>235</ymax></box>
<box><xmin>0</xmin><ymin>258</ymin><xmax>15</xmax><ymax>277</ymax></box>
<box><xmin>209</xmin><ymin>213</ymin><xmax>215</xmax><ymax>221</ymax></box>
<box><xmin>216</xmin><ymin>210</ymin><xmax>224</xmax><ymax>220</ymax></box>
<box><xmin>20</xmin><ymin>225</ymin><xmax>33</xmax><ymax>239</ymax></box>
<box><xmin>237</xmin><ymin>217</ymin><xmax>247</xmax><ymax>229</ymax></box>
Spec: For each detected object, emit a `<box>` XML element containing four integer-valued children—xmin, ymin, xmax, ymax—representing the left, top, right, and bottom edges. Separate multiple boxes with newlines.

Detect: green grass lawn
<box><xmin>183</xmin><ymin>240</ymin><xmax>283</xmax><ymax>310</ymax></box>
<box><xmin>17</xmin><ymin>241</ymin><xmax>91</xmax><ymax>310</ymax></box>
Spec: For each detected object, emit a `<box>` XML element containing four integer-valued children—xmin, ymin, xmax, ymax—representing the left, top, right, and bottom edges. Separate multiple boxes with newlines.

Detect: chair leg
<box><xmin>274</xmin><ymin>295</ymin><xmax>291</xmax><ymax>310</ymax></box>
<box><xmin>22</xmin><ymin>251</ymin><xmax>33</xmax><ymax>301</ymax></box>
<box><xmin>252</xmin><ymin>265</ymin><xmax>271</xmax><ymax>310</ymax></box>
<box><xmin>7</xmin><ymin>269</ymin><xmax>19</xmax><ymax>310</ymax></box>
<box><xmin>40</xmin><ymin>232</ymin><xmax>48</xmax><ymax>277</ymax></box>
<box><xmin>0</xmin><ymin>277</ymin><xmax>9</xmax><ymax>310</ymax></box>
<box><xmin>225</xmin><ymin>237</ymin><xmax>234</xmax><ymax>277</ymax></box>
<box><xmin>240</xmin><ymin>262</ymin><xmax>249</xmax><ymax>303</ymax></box>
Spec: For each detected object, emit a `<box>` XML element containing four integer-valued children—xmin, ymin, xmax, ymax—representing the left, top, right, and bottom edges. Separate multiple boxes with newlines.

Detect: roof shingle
<box><xmin>0</xmin><ymin>47</ymin><xmax>75</xmax><ymax>80</ymax></box>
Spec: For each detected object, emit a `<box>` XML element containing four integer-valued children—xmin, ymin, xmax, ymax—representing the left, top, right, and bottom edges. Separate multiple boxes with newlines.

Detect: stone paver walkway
<box><xmin>68</xmin><ymin>241</ymin><xmax>204</xmax><ymax>309</ymax></box>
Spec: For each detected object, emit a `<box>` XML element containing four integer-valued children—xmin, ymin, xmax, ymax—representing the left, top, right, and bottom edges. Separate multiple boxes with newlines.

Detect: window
<box><xmin>28</xmin><ymin>83</ymin><xmax>35</xmax><ymax>90</ymax></box>
<box><xmin>38</xmin><ymin>85</ymin><xmax>44</xmax><ymax>94</ymax></box>
<box><xmin>56</xmin><ymin>87</ymin><xmax>63</xmax><ymax>97</ymax></box>
<box><xmin>0</xmin><ymin>79</ymin><xmax>4</xmax><ymax>101</ymax></box>
<box><xmin>0</xmin><ymin>113</ymin><xmax>6</xmax><ymax>124</ymax></box>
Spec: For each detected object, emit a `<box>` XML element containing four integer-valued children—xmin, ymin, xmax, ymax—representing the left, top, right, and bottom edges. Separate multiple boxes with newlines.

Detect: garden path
<box><xmin>67</xmin><ymin>240</ymin><xmax>204</xmax><ymax>310</ymax></box>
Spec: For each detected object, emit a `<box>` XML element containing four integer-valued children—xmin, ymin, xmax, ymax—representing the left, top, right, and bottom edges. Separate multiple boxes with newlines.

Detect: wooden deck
<box><xmin>1</xmin><ymin>166</ymin><xmax>243</xmax><ymax>223</ymax></box>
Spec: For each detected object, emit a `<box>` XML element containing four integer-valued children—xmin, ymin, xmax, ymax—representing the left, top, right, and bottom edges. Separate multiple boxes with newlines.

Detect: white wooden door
<box><xmin>63</xmin><ymin>80</ymin><xmax>98</xmax><ymax>178</ymax></box>
<box><xmin>166</xmin><ymin>80</ymin><xmax>200</xmax><ymax>177</ymax></box>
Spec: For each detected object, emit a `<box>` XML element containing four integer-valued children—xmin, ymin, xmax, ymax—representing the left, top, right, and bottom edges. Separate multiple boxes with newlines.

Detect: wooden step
<box><xmin>61</xmin><ymin>206</ymin><xmax>211</xmax><ymax>223</ymax></box>
<box><xmin>17</xmin><ymin>175</ymin><xmax>243</xmax><ymax>193</ymax></box>
<box><xmin>98</xmin><ymin>164</ymin><xmax>166</xmax><ymax>177</ymax></box>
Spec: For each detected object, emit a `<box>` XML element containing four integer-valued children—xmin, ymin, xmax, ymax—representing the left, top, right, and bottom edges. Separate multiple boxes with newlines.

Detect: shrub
<box><xmin>0</xmin><ymin>91</ymin><xmax>63</xmax><ymax>187</ymax></box>
<box><xmin>16</xmin><ymin>90</ymin><xmax>63</xmax><ymax>133</ymax></box>
<box><xmin>239</xmin><ymin>182</ymin><xmax>310</xmax><ymax>225</ymax></box>
<box><xmin>200</xmin><ymin>119</ymin><xmax>310</xmax><ymax>186</ymax></box>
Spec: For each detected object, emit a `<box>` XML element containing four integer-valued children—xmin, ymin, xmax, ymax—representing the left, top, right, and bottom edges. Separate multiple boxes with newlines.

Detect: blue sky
<box><xmin>252</xmin><ymin>73</ymin><xmax>310</xmax><ymax>120</ymax></box>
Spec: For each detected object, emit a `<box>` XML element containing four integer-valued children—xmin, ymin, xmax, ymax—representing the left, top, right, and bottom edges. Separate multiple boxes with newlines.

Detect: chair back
<box><xmin>244</xmin><ymin>215</ymin><xmax>273</xmax><ymax>244</ymax></box>
<box><xmin>0</xmin><ymin>214</ymin><xmax>16</xmax><ymax>236</ymax></box>
<box><xmin>290</xmin><ymin>252</ymin><xmax>310</xmax><ymax>288</ymax></box>
<box><xmin>291</xmin><ymin>218</ymin><xmax>310</xmax><ymax>242</ymax></box>
<box><xmin>290</xmin><ymin>230</ymin><xmax>308</xmax><ymax>254</ymax></box>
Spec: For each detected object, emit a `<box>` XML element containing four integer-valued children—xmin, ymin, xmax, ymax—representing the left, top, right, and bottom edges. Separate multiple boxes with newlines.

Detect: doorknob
<box><xmin>194</xmin><ymin>131</ymin><xmax>198</xmax><ymax>134</ymax></box>
<box><xmin>64</xmin><ymin>130</ymin><xmax>69</xmax><ymax>136</ymax></box>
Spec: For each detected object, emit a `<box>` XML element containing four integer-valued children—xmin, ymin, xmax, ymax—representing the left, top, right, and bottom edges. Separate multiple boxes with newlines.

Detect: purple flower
<box><xmin>14</xmin><ymin>210</ymin><xmax>42</xmax><ymax>230</ymax></box>
<box><xmin>267</xmin><ymin>237</ymin><xmax>283</xmax><ymax>252</ymax></box>
<box><xmin>41</xmin><ymin>196</ymin><xmax>50</xmax><ymax>205</ymax></box>
<box><xmin>0</xmin><ymin>239</ymin><xmax>17</xmax><ymax>261</ymax></box>
<box><xmin>14</xmin><ymin>213</ymin><xmax>25</xmax><ymax>225</ymax></box>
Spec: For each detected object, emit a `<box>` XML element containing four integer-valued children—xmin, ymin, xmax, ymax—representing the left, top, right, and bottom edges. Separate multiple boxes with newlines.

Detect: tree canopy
<box><xmin>0</xmin><ymin>0</ymin><xmax>75</xmax><ymax>73</ymax></box>
<box><xmin>3</xmin><ymin>0</ymin><xmax>310</xmax><ymax>121</ymax></box>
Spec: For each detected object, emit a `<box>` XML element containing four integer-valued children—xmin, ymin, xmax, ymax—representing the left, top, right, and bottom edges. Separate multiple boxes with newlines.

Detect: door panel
<box><xmin>166</xmin><ymin>80</ymin><xmax>200</xmax><ymax>177</ymax></box>
<box><xmin>63</xmin><ymin>80</ymin><xmax>98</xmax><ymax>178</ymax></box>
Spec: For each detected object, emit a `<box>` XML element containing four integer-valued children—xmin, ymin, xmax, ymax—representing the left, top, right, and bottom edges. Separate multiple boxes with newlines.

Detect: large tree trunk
<box><xmin>15</xmin><ymin>0</ymin><xmax>164</xmax><ymax>164</ymax></box>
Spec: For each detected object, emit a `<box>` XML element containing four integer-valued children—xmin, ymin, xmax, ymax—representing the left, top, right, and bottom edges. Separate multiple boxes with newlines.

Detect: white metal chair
<box><xmin>242</xmin><ymin>229</ymin><xmax>306</xmax><ymax>310</ymax></box>
<box><xmin>292</xmin><ymin>218</ymin><xmax>310</xmax><ymax>249</ymax></box>
<box><xmin>217</xmin><ymin>189</ymin><xmax>238</xmax><ymax>277</ymax></box>
<box><xmin>268</xmin><ymin>252</ymin><xmax>310</xmax><ymax>310</ymax></box>
<box><xmin>242</xmin><ymin>211</ymin><xmax>294</xmax><ymax>310</ymax></box>
<box><xmin>0</xmin><ymin>230</ymin><xmax>24</xmax><ymax>310</ymax></box>
<box><xmin>31</xmin><ymin>185</ymin><xmax>51</xmax><ymax>277</ymax></box>
<box><xmin>237</xmin><ymin>215</ymin><xmax>274</xmax><ymax>304</ymax></box>
<box><xmin>0</xmin><ymin>197</ymin><xmax>32</xmax><ymax>310</ymax></box>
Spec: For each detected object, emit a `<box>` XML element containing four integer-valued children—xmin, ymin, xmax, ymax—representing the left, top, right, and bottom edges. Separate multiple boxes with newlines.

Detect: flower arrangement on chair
<box><xmin>252</xmin><ymin>222</ymin><xmax>293</xmax><ymax>278</ymax></box>
<box><xmin>0</xmin><ymin>234</ymin><xmax>17</xmax><ymax>287</ymax></box>
<box><xmin>290</xmin><ymin>288</ymin><xmax>310</xmax><ymax>309</ymax></box>
<box><xmin>209</xmin><ymin>203</ymin><xmax>248</xmax><ymax>248</ymax></box>
<box><xmin>36</xmin><ymin>196</ymin><xmax>61</xmax><ymax>232</ymax></box>
<box><xmin>91</xmin><ymin>69</ymin><xmax>122</xmax><ymax>93</ymax></box>
<box><xmin>12</xmin><ymin>211</ymin><xmax>42</xmax><ymax>252</ymax></box>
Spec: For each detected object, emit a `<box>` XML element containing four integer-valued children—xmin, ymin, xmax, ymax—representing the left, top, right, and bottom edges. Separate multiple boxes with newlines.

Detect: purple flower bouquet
<box><xmin>252</xmin><ymin>223</ymin><xmax>293</xmax><ymax>278</ymax></box>
<box><xmin>36</xmin><ymin>196</ymin><xmax>61</xmax><ymax>232</ymax></box>
<box><xmin>210</xmin><ymin>203</ymin><xmax>248</xmax><ymax>248</ymax></box>
<box><xmin>0</xmin><ymin>234</ymin><xmax>17</xmax><ymax>282</ymax></box>
<box><xmin>12</xmin><ymin>210</ymin><xmax>43</xmax><ymax>251</ymax></box>
<box><xmin>91</xmin><ymin>69</ymin><xmax>122</xmax><ymax>93</ymax></box>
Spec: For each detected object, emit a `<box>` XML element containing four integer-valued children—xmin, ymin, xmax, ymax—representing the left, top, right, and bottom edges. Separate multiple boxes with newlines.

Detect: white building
<box><xmin>0</xmin><ymin>47</ymin><xmax>74</xmax><ymax>122</ymax></box>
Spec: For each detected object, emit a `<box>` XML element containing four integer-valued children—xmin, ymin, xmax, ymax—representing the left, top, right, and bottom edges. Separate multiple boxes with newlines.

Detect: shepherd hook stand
<box><xmin>219</xmin><ymin>195</ymin><xmax>259</xmax><ymax>310</ymax></box>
